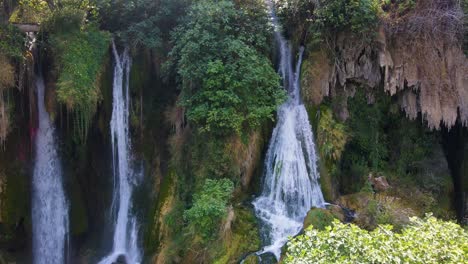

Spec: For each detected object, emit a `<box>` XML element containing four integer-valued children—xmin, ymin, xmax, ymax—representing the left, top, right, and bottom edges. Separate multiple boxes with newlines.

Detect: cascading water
<box><xmin>32</xmin><ymin>75</ymin><xmax>69</xmax><ymax>264</ymax></box>
<box><xmin>252</xmin><ymin>1</ymin><xmax>325</xmax><ymax>260</ymax></box>
<box><xmin>98</xmin><ymin>43</ymin><xmax>141</xmax><ymax>264</ymax></box>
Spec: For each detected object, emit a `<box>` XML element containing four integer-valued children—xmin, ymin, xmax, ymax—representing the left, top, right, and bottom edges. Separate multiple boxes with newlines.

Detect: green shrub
<box><xmin>317</xmin><ymin>106</ymin><xmax>348</xmax><ymax>166</ymax></box>
<box><xmin>313</xmin><ymin>0</ymin><xmax>380</xmax><ymax>36</ymax></box>
<box><xmin>185</xmin><ymin>49</ymin><xmax>284</xmax><ymax>135</ymax></box>
<box><xmin>184</xmin><ymin>178</ymin><xmax>234</xmax><ymax>241</ymax></box>
<box><xmin>285</xmin><ymin>215</ymin><xmax>468</xmax><ymax>263</ymax></box>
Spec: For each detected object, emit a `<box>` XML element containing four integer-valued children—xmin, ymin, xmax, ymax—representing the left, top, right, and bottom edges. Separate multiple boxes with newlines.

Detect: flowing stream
<box><xmin>252</xmin><ymin>1</ymin><xmax>325</xmax><ymax>260</ymax></box>
<box><xmin>32</xmin><ymin>75</ymin><xmax>69</xmax><ymax>264</ymax></box>
<box><xmin>98</xmin><ymin>44</ymin><xmax>141</xmax><ymax>264</ymax></box>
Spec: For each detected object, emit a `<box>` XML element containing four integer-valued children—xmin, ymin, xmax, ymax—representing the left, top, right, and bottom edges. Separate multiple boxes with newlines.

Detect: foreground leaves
<box><xmin>285</xmin><ymin>215</ymin><xmax>468</xmax><ymax>263</ymax></box>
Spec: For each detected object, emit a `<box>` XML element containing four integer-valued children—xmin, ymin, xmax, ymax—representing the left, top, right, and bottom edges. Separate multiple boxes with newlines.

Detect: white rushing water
<box><xmin>252</xmin><ymin>1</ymin><xmax>325</xmax><ymax>260</ymax></box>
<box><xmin>98</xmin><ymin>43</ymin><xmax>141</xmax><ymax>264</ymax></box>
<box><xmin>32</xmin><ymin>75</ymin><xmax>69</xmax><ymax>264</ymax></box>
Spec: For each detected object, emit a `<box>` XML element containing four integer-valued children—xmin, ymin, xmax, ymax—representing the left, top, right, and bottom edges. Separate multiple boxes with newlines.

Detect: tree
<box><xmin>167</xmin><ymin>0</ymin><xmax>285</xmax><ymax>136</ymax></box>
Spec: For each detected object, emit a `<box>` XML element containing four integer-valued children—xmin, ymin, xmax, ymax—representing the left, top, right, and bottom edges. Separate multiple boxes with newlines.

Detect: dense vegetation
<box><xmin>167</xmin><ymin>0</ymin><xmax>284</xmax><ymax>136</ymax></box>
<box><xmin>285</xmin><ymin>215</ymin><xmax>468</xmax><ymax>263</ymax></box>
<box><xmin>184</xmin><ymin>178</ymin><xmax>234</xmax><ymax>241</ymax></box>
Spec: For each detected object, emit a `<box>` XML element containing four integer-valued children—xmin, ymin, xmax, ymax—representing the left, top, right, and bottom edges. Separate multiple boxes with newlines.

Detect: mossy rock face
<box><xmin>242</xmin><ymin>254</ymin><xmax>259</xmax><ymax>264</ymax></box>
<box><xmin>0</xmin><ymin>166</ymin><xmax>29</xmax><ymax>234</ymax></box>
<box><xmin>303</xmin><ymin>208</ymin><xmax>336</xmax><ymax>230</ymax></box>
<box><xmin>337</xmin><ymin>190</ymin><xmax>445</xmax><ymax>231</ymax></box>
<box><xmin>69</xmin><ymin>176</ymin><xmax>88</xmax><ymax>236</ymax></box>
<box><xmin>212</xmin><ymin>207</ymin><xmax>261</xmax><ymax>264</ymax></box>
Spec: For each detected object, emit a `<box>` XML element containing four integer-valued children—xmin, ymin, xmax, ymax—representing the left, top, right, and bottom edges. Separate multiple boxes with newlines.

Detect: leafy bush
<box><xmin>184</xmin><ymin>178</ymin><xmax>234</xmax><ymax>240</ymax></box>
<box><xmin>185</xmin><ymin>47</ymin><xmax>283</xmax><ymax>135</ymax></box>
<box><xmin>167</xmin><ymin>0</ymin><xmax>285</xmax><ymax>136</ymax></box>
<box><xmin>285</xmin><ymin>215</ymin><xmax>468</xmax><ymax>263</ymax></box>
<box><xmin>313</xmin><ymin>0</ymin><xmax>380</xmax><ymax>36</ymax></box>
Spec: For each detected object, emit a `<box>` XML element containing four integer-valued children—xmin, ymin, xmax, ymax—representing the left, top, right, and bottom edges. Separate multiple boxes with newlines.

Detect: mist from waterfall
<box><xmin>98</xmin><ymin>43</ymin><xmax>141</xmax><ymax>264</ymax></box>
<box><xmin>32</xmin><ymin>75</ymin><xmax>69</xmax><ymax>264</ymax></box>
<box><xmin>252</xmin><ymin>1</ymin><xmax>326</xmax><ymax>260</ymax></box>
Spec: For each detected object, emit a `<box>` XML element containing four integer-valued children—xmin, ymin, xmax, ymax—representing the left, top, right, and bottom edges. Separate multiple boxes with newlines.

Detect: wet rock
<box><xmin>368</xmin><ymin>173</ymin><xmax>390</xmax><ymax>193</ymax></box>
<box><xmin>303</xmin><ymin>208</ymin><xmax>336</xmax><ymax>230</ymax></box>
<box><xmin>327</xmin><ymin>204</ymin><xmax>346</xmax><ymax>222</ymax></box>
<box><xmin>114</xmin><ymin>255</ymin><xmax>127</xmax><ymax>264</ymax></box>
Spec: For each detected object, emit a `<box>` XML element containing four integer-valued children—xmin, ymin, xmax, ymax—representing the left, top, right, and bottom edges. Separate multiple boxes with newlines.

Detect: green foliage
<box><xmin>9</xmin><ymin>0</ymin><xmax>51</xmax><ymax>24</ymax></box>
<box><xmin>275</xmin><ymin>0</ymin><xmax>315</xmax><ymax>40</ymax></box>
<box><xmin>186</xmin><ymin>50</ymin><xmax>283</xmax><ymax>135</ymax></box>
<box><xmin>49</xmin><ymin>26</ymin><xmax>110</xmax><ymax>142</ymax></box>
<box><xmin>43</xmin><ymin>3</ymin><xmax>111</xmax><ymax>143</ymax></box>
<box><xmin>339</xmin><ymin>90</ymin><xmax>390</xmax><ymax>192</ymax></box>
<box><xmin>317</xmin><ymin>106</ymin><xmax>348</xmax><ymax>166</ymax></box>
<box><xmin>167</xmin><ymin>0</ymin><xmax>284</xmax><ymax>137</ymax></box>
<box><xmin>380</xmin><ymin>0</ymin><xmax>416</xmax><ymax>17</ymax></box>
<box><xmin>0</xmin><ymin>24</ymin><xmax>25</xmax><ymax>59</ymax></box>
<box><xmin>41</xmin><ymin>7</ymin><xmax>86</xmax><ymax>34</ymax></box>
<box><xmin>313</xmin><ymin>0</ymin><xmax>380</xmax><ymax>36</ymax></box>
<box><xmin>285</xmin><ymin>215</ymin><xmax>468</xmax><ymax>263</ymax></box>
<box><xmin>388</xmin><ymin>117</ymin><xmax>434</xmax><ymax>177</ymax></box>
<box><xmin>184</xmin><ymin>178</ymin><xmax>234</xmax><ymax>241</ymax></box>
<box><xmin>97</xmin><ymin>0</ymin><xmax>189</xmax><ymax>49</ymax></box>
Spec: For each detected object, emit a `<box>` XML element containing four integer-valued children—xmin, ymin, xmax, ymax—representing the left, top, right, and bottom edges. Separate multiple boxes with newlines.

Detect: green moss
<box><xmin>303</xmin><ymin>208</ymin><xmax>336</xmax><ymax>230</ymax></box>
<box><xmin>318</xmin><ymin>162</ymin><xmax>334</xmax><ymax>202</ymax></box>
<box><xmin>49</xmin><ymin>23</ymin><xmax>110</xmax><ymax>142</ymax></box>
<box><xmin>144</xmin><ymin>169</ymin><xmax>176</xmax><ymax>253</ymax></box>
<box><xmin>212</xmin><ymin>207</ymin><xmax>261</xmax><ymax>264</ymax></box>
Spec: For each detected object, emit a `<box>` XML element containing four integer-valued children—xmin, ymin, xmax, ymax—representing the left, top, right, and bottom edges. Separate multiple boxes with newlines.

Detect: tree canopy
<box><xmin>167</xmin><ymin>0</ymin><xmax>285</xmax><ymax>136</ymax></box>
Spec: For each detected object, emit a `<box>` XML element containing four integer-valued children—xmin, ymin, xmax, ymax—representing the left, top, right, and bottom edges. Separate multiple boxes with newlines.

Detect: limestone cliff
<box><xmin>302</xmin><ymin>3</ymin><xmax>467</xmax><ymax>129</ymax></box>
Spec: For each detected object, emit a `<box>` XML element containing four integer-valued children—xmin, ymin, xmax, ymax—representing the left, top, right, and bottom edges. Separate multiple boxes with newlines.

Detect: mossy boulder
<box><xmin>212</xmin><ymin>207</ymin><xmax>261</xmax><ymax>264</ymax></box>
<box><xmin>303</xmin><ymin>207</ymin><xmax>341</xmax><ymax>230</ymax></box>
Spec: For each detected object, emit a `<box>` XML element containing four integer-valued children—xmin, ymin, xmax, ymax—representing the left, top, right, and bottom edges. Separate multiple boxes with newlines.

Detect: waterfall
<box><xmin>32</xmin><ymin>75</ymin><xmax>69</xmax><ymax>264</ymax></box>
<box><xmin>98</xmin><ymin>43</ymin><xmax>141</xmax><ymax>264</ymax></box>
<box><xmin>252</xmin><ymin>1</ymin><xmax>325</xmax><ymax>260</ymax></box>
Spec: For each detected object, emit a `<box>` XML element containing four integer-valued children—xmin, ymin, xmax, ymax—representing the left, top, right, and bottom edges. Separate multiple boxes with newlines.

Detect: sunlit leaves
<box><xmin>184</xmin><ymin>178</ymin><xmax>234</xmax><ymax>240</ymax></box>
<box><xmin>285</xmin><ymin>215</ymin><xmax>468</xmax><ymax>263</ymax></box>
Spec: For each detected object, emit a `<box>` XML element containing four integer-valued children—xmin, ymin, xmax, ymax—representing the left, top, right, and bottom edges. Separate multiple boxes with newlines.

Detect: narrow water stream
<box><xmin>98</xmin><ymin>43</ymin><xmax>141</xmax><ymax>264</ymax></box>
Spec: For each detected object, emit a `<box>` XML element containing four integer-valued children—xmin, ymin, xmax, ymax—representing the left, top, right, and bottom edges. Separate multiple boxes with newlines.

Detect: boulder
<box><xmin>368</xmin><ymin>173</ymin><xmax>390</xmax><ymax>192</ymax></box>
